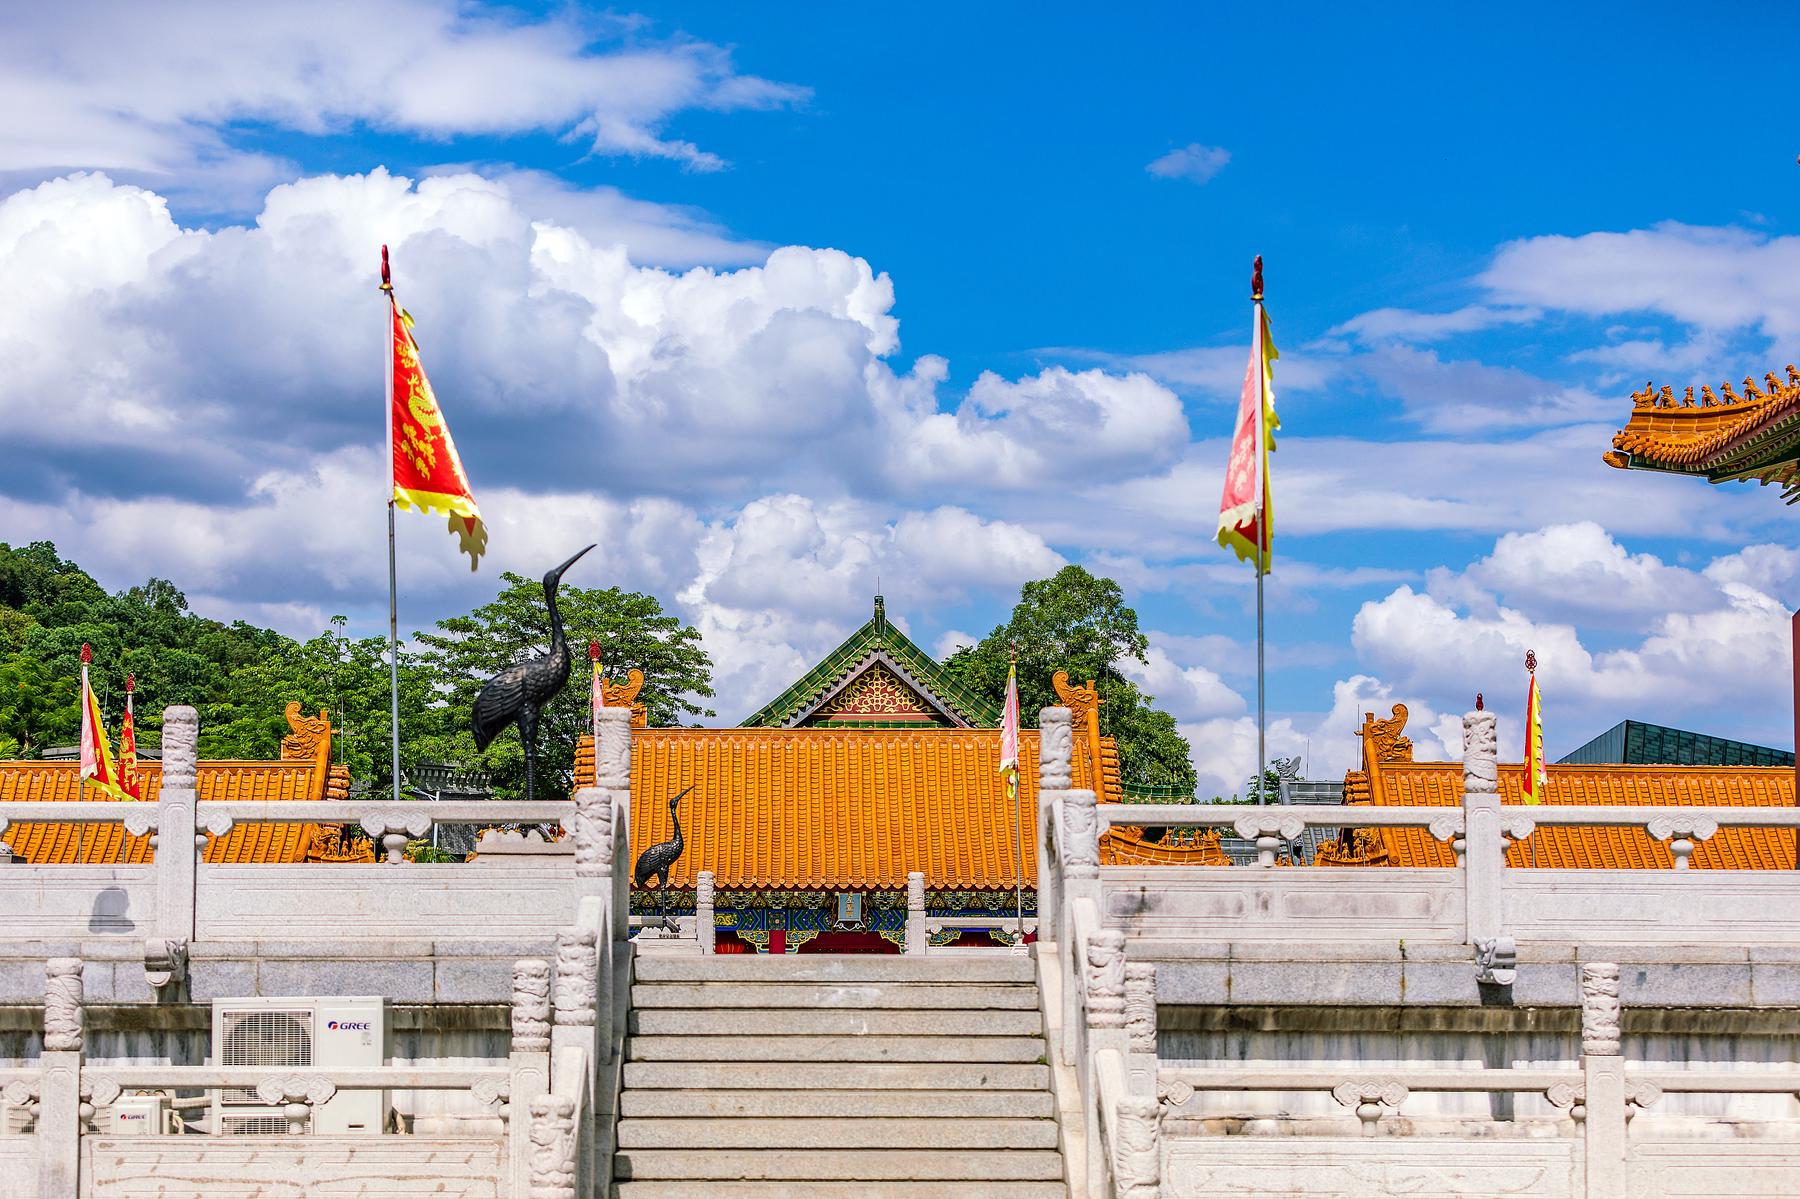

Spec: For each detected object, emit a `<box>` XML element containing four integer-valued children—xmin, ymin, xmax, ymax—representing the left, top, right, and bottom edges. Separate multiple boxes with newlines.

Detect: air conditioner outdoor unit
<box><xmin>111</xmin><ymin>1094</ymin><xmax>170</xmax><ymax>1136</ymax></box>
<box><xmin>210</xmin><ymin>996</ymin><xmax>388</xmax><ymax>1136</ymax></box>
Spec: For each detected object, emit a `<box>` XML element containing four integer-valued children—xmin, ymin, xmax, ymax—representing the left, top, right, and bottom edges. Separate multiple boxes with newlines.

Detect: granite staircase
<box><xmin>611</xmin><ymin>954</ymin><xmax>1068</xmax><ymax>1198</ymax></box>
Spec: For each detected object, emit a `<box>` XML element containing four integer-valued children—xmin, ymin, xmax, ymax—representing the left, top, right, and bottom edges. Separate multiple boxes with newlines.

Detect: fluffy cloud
<box><xmin>1145</xmin><ymin>143</ymin><xmax>1231</xmax><ymax>185</ymax></box>
<box><xmin>1483</xmin><ymin>222</ymin><xmax>1800</xmax><ymax>345</ymax></box>
<box><xmin>0</xmin><ymin>2</ymin><xmax>806</xmax><ymax>189</ymax></box>
<box><xmin>1428</xmin><ymin>521</ymin><xmax>1721</xmax><ymax>622</ymax></box>
<box><xmin>0</xmin><ymin>168</ymin><xmax>1200</xmax><ymax>518</ymax></box>
<box><xmin>1351</xmin><ymin>531</ymin><xmax>1796</xmax><ymax>753</ymax></box>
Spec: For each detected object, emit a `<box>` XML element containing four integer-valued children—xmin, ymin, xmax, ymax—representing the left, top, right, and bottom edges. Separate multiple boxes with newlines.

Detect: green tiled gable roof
<box><xmin>741</xmin><ymin>596</ymin><xmax>1002</xmax><ymax>729</ymax></box>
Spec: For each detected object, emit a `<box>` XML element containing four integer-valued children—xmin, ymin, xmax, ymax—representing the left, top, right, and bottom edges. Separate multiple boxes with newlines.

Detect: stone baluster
<box><xmin>254</xmin><ymin>1074</ymin><xmax>335</xmax><ymax>1135</ymax></box>
<box><xmin>1581</xmin><ymin>962</ymin><xmax>1626</xmax><ymax>1199</ymax></box>
<box><xmin>695</xmin><ymin>871</ymin><xmax>716</xmax><ymax>954</ymax></box>
<box><xmin>1647</xmin><ymin>816</ymin><xmax>1717</xmax><ymax>870</ymax></box>
<box><xmin>904</xmin><ymin>872</ymin><xmax>927</xmax><ymax>956</ymax></box>
<box><xmin>1233</xmin><ymin>811</ymin><xmax>1304</xmax><ymax>869</ymax></box>
<box><xmin>40</xmin><ymin>958</ymin><xmax>83</xmax><ymax>1196</ymax></box>
<box><xmin>1461</xmin><ymin>708</ymin><xmax>1503</xmax><ymax>946</ymax></box>
<box><xmin>1062</xmin><ymin>789</ymin><xmax>1099</xmax><ymax>880</ymax></box>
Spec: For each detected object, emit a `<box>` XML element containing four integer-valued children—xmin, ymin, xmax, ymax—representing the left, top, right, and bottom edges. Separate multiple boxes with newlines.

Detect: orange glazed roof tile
<box><xmin>0</xmin><ymin>761</ymin><xmax>332</xmax><ymax>864</ymax></box>
<box><xmin>1342</xmin><ymin>705</ymin><xmax>1796</xmax><ymax>869</ymax></box>
<box><xmin>577</xmin><ymin>724</ymin><xmax>1118</xmax><ymax>890</ymax></box>
<box><xmin>0</xmin><ymin>704</ymin><xmax>360</xmax><ymax>865</ymax></box>
<box><xmin>1605</xmin><ymin>369</ymin><xmax>1800</xmax><ymax>497</ymax></box>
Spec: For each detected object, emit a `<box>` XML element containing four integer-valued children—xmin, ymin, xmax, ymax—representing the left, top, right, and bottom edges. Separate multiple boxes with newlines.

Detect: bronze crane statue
<box><xmin>470</xmin><ymin>544</ymin><xmax>594</xmax><ymax>802</ymax></box>
<box><xmin>634</xmin><ymin>786</ymin><xmax>693</xmax><ymax>923</ymax></box>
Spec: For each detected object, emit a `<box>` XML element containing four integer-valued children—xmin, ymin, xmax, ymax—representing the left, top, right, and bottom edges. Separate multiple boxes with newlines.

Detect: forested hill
<box><xmin>0</xmin><ymin>541</ymin><xmax>714</xmax><ymax>801</ymax></box>
<box><xmin>0</xmin><ymin>540</ymin><xmax>298</xmax><ymax>761</ymax></box>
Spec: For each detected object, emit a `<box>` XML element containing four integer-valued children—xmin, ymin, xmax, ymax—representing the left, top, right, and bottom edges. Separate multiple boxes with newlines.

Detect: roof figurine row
<box><xmin>1629</xmin><ymin>365</ymin><xmax>1800</xmax><ymax>410</ymax></box>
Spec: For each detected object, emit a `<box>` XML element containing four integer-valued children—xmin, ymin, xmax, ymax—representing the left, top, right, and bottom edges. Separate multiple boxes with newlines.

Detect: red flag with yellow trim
<box><xmin>387</xmin><ymin>274</ymin><xmax>486</xmax><ymax>570</ymax></box>
<box><xmin>118</xmin><ymin>675</ymin><xmax>143</xmax><ymax>800</ymax></box>
<box><xmin>1217</xmin><ymin>290</ymin><xmax>1279</xmax><ymax>573</ymax></box>
<box><xmin>77</xmin><ymin>645</ymin><xmax>126</xmax><ymax>801</ymax></box>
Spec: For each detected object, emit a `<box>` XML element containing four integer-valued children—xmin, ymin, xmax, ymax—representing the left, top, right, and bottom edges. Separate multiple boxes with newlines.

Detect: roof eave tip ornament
<box><xmin>1251</xmin><ymin>254</ymin><xmax>1264</xmax><ymax>303</ymax></box>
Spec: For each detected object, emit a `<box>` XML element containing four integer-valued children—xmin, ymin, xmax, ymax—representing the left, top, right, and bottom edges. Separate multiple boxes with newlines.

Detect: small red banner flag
<box><xmin>388</xmin><ymin>288</ymin><xmax>487</xmax><ymax>570</ymax></box>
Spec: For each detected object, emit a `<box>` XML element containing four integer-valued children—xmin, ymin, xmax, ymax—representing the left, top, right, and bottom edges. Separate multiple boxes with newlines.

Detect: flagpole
<box><xmin>77</xmin><ymin>645</ymin><xmax>89</xmax><ymax>862</ymax></box>
<box><xmin>1252</xmin><ymin>258</ymin><xmax>1267</xmax><ymax>805</ymax></box>
<box><xmin>1010</xmin><ymin>644</ymin><xmax>1025</xmax><ymax>942</ymax></box>
<box><xmin>381</xmin><ymin>246</ymin><xmax>402</xmax><ymax>806</ymax></box>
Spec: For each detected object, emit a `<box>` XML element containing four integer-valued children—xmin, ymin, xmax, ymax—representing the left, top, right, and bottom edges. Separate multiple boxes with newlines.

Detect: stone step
<box><xmin>629</xmin><ymin>1006</ymin><xmax>1042</xmax><ymax>1037</ymax></box>
<box><xmin>631</xmin><ymin>981</ymin><xmax>1040</xmax><ymax>1010</ymax></box>
<box><xmin>612</xmin><ymin>1183</ymin><xmax>1066</xmax><ymax>1199</ymax></box>
<box><xmin>615</xmin><ymin>1116</ymin><xmax>1059</xmax><ymax>1150</ymax></box>
<box><xmin>627</xmin><ymin>1034</ymin><xmax>1045</xmax><ymax>1063</ymax></box>
<box><xmin>620</xmin><ymin>1087</ymin><xmax>1055</xmax><ymax>1119</ymax></box>
<box><xmin>633</xmin><ymin>955</ymin><xmax>1034</xmax><ymax>984</ymax></box>
<box><xmin>613</xmin><ymin>1148</ymin><xmax>1066</xmax><ymax>1182</ymax></box>
<box><xmin>623</xmin><ymin>1060</ymin><xmax>1052</xmax><ymax>1091</ymax></box>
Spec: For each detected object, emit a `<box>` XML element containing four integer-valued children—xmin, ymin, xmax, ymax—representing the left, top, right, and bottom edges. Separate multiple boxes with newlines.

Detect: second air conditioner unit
<box><xmin>210</xmin><ymin>996</ymin><xmax>389</xmax><ymax>1135</ymax></box>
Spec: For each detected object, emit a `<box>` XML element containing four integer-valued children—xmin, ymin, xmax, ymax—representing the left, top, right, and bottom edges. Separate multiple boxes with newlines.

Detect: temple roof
<box><xmin>1341</xmin><ymin>705</ymin><xmax>1796</xmax><ymax>869</ymax></box>
<box><xmin>1604</xmin><ymin>367</ymin><xmax>1800</xmax><ymax>500</ymax></box>
<box><xmin>578</xmin><ymin>719</ymin><xmax>1122</xmax><ymax>891</ymax></box>
<box><xmin>740</xmin><ymin>596</ymin><xmax>1000</xmax><ymax>729</ymax></box>
<box><xmin>0</xmin><ymin>703</ymin><xmax>364</xmax><ymax>864</ymax></box>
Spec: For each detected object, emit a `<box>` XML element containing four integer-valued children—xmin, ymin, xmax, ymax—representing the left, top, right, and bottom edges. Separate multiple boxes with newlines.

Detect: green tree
<box><xmin>415</xmin><ymin>573</ymin><xmax>714</xmax><ymax>801</ymax></box>
<box><xmin>941</xmin><ymin>565</ymin><xmax>1196</xmax><ymax>792</ymax></box>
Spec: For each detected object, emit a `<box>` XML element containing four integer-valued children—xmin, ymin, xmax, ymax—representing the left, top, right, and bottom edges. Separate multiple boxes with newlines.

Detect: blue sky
<box><xmin>1</xmin><ymin>2</ymin><xmax>1796</xmax><ymax>793</ymax></box>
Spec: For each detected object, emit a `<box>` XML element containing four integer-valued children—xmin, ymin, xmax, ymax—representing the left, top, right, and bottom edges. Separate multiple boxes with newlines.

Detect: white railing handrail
<box><xmin>1157</xmin><ymin>1066</ymin><xmax>1581</xmax><ymax>1091</ymax></box>
<box><xmin>92</xmin><ymin>1065</ymin><xmax>508</xmax><ymax>1090</ymax></box>
<box><xmin>1098</xmin><ymin>802</ymin><xmax>1800</xmax><ymax>831</ymax></box>
<box><xmin>1623</xmin><ymin>1071</ymin><xmax>1800</xmax><ymax>1093</ymax></box>
<box><xmin>0</xmin><ymin>799</ymin><xmax>572</xmax><ymax>829</ymax></box>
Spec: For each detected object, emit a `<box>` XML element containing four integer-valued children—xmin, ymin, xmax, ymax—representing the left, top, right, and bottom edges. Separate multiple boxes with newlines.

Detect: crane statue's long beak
<box><xmin>669</xmin><ymin>785</ymin><xmax>695</xmax><ymax>806</ymax></box>
<box><xmin>550</xmin><ymin>543</ymin><xmax>596</xmax><ymax>583</ymax></box>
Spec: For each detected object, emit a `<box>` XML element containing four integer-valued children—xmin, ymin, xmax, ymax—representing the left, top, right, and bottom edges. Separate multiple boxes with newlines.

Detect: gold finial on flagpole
<box><xmin>1251</xmin><ymin>254</ymin><xmax>1264</xmax><ymax>303</ymax></box>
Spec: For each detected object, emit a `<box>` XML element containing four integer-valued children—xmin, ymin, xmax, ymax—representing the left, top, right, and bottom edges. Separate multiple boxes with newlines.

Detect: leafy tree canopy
<box><xmin>416</xmin><ymin>571</ymin><xmax>714</xmax><ymax>801</ymax></box>
<box><xmin>0</xmin><ymin>542</ymin><xmax>713</xmax><ymax>802</ymax></box>
<box><xmin>940</xmin><ymin>565</ymin><xmax>1196</xmax><ymax>793</ymax></box>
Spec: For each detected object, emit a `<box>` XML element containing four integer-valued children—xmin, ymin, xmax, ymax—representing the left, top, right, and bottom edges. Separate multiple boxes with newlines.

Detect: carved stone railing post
<box><xmin>1581</xmin><ymin>962</ymin><xmax>1626</xmax><ymax>1199</ymax></box>
<box><xmin>152</xmin><ymin>706</ymin><xmax>198</xmax><ymax>994</ymax></box>
<box><xmin>1084</xmin><ymin>930</ymin><xmax>1126</xmax><ymax>1032</ymax></box>
<box><xmin>528</xmin><ymin>1094</ymin><xmax>578</xmax><ymax>1199</ymax></box>
<box><xmin>41</xmin><ymin>957</ymin><xmax>83</xmax><ymax>1196</ymax></box>
<box><xmin>508</xmin><ymin>959</ymin><xmax>553</xmax><ymax>1195</ymax></box>
<box><xmin>1123</xmin><ymin>960</ymin><xmax>1158</xmax><ymax>1102</ymax></box>
<box><xmin>695</xmin><ymin>871</ymin><xmax>716</xmax><ymax>954</ymax></box>
<box><xmin>1461</xmin><ymin>709</ymin><xmax>1503</xmax><ymax>946</ymax></box>
<box><xmin>1036</xmin><ymin>707</ymin><xmax>1074</xmax><ymax>944</ymax></box>
<box><xmin>905</xmin><ymin>872</ymin><xmax>927</xmax><ymax>956</ymax></box>
<box><xmin>1062</xmin><ymin>789</ymin><xmax>1099</xmax><ymax>881</ymax></box>
<box><xmin>596</xmin><ymin>708</ymin><xmax>633</xmax><ymax>946</ymax></box>
<box><xmin>551</xmin><ymin>926</ymin><xmax>598</xmax><ymax>1190</ymax></box>
<box><xmin>571</xmin><ymin>786</ymin><xmax>613</xmax><ymax>886</ymax></box>
<box><xmin>1112</xmin><ymin>1094</ymin><xmax>1163</xmax><ymax>1199</ymax></box>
